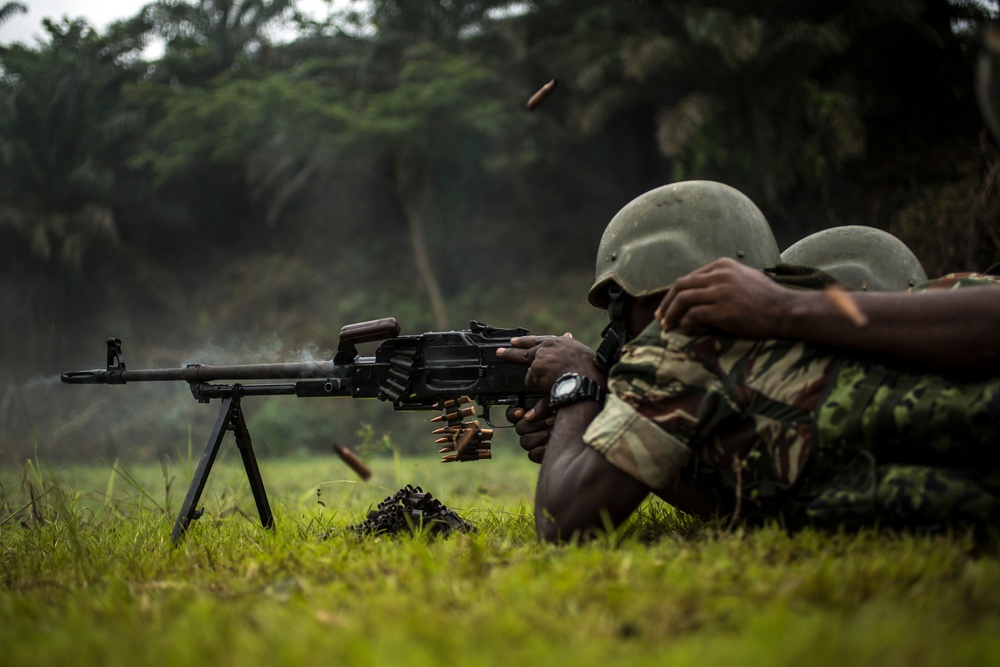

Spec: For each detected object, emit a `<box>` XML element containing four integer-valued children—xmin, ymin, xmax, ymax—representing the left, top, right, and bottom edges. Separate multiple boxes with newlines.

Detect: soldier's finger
<box><xmin>656</xmin><ymin>269</ymin><xmax>721</xmax><ymax>321</ymax></box>
<box><xmin>524</xmin><ymin>397</ymin><xmax>551</xmax><ymax>421</ymax></box>
<box><xmin>505</xmin><ymin>405</ymin><xmax>524</xmax><ymax>424</ymax></box>
<box><xmin>654</xmin><ymin>290</ymin><xmax>674</xmax><ymax>322</ymax></box>
<box><xmin>496</xmin><ymin>345</ymin><xmax>535</xmax><ymax>365</ymax></box>
<box><xmin>677</xmin><ymin>304</ymin><xmax>714</xmax><ymax>336</ymax></box>
<box><xmin>508</xmin><ymin>335</ymin><xmax>545</xmax><ymax>348</ymax></box>
<box><xmin>515</xmin><ymin>417</ymin><xmax>547</xmax><ymax>434</ymax></box>
<box><xmin>528</xmin><ymin>445</ymin><xmax>546</xmax><ymax>464</ymax></box>
<box><xmin>660</xmin><ymin>286</ymin><xmax>714</xmax><ymax>330</ymax></box>
<box><xmin>518</xmin><ymin>430</ymin><xmax>550</xmax><ymax>450</ymax></box>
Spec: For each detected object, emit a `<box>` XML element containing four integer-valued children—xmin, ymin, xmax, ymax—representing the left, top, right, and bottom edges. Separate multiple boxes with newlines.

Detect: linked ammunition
<box><xmin>433</xmin><ymin>396</ymin><xmax>472</xmax><ymax>410</ymax></box>
<box><xmin>431</xmin><ymin>424</ymin><xmax>469</xmax><ymax>435</ymax></box>
<box><xmin>439</xmin><ymin>439</ymin><xmax>493</xmax><ymax>452</ymax></box>
<box><xmin>430</xmin><ymin>405</ymin><xmax>477</xmax><ymax>422</ymax></box>
<box><xmin>441</xmin><ymin>449</ymin><xmax>492</xmax><ymax>463</ymax></box>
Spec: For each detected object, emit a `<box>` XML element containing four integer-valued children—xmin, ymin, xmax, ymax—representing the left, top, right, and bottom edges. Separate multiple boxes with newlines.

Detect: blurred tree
<box><xmin>134</xmin><ymin>0</ymin><xmax>526</xmax><ymax>330</ymax></box>
<box><xmin>0</xmin><ymin>16</ymin><xmax>162</xmax><ymax>381</ymax></box>
<box><xmin>529</xmin><ymin>0</ymin><xmax>993</xmax><ymax>246</ymax></box>
<box><xmin>120</xmin><ymin>0</ymin><xmax>304</xmax><ymax>274</ymax></box>
<box><xmin>353</xmin><ymin>41</ymin><xmax>514</xmax><ymax>329</ymax></box>
<box><xmin>339</xmin><ymin>0</ymin><xmax>525</xmax><ymax>329</ymax></box>
<box><xmin>557</xmin><ymin>1</ymin><xmax>862</xmax><ymax>211</ymax></box>
<box><xmin>0</xmin><ymin>18</ymin><xmax>148</xmax><ymax>269</ymax></box>
<box><xmin>141</xmin><ymin>0</ymin><xmax>294</xmax><ymax>83</ymax></box>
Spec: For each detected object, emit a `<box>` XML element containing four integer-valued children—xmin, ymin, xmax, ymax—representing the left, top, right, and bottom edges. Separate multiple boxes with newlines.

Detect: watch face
<box><xmin>553</xmin><ymin>375</ymin><xmax>581</xmax><ymax>398</ymax></box>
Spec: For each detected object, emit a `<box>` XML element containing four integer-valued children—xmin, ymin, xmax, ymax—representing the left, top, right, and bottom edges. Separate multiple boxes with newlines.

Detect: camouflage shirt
<box><xmin>583</xmin><ymin>273</ymin><xmax>1000</xmax><ymax>528</ymax></box>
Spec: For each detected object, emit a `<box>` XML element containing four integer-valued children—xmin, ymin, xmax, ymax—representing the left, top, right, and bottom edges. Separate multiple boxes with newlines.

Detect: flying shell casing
<box><xmin>824</xmin><ymin>285</ymin><xmax>868</xmax><ymax>327</ymax></box>
<box><xmin>333</xmin><ymin>444</ymin><xmax>372</xmax><ymax>481</ymax></box>
<box><xmin>526</xmin><ymin>79</ymin><xmax>558</xmax><ymax>111</ymax></box>
<box><xmin>454</xmin><ymin>425</ymin><xmax>478</xmax><ymax>446</ymax></box>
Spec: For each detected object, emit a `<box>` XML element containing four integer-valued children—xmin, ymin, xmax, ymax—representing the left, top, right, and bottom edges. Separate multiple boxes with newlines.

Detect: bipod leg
<box><xmin>230</xmin><ymin>397</ymin><xmax>274</xmax><ymax>532</ymax></box>
<box><xmin>171</xmin><ymin>394</ymin><xmax>234</xmax><ymax>544</ymax></box>
<box><xmin>170</xmin><ymin>391</ymin><xmax>273</xmax><ymax>545</ymax></box>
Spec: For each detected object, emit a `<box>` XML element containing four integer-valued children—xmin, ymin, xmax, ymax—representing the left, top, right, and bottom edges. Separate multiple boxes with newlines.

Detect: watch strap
<box><xmin>550</xmin><ymin>373</ymin><xmax>607</xmax><ymax>412</ymax></box>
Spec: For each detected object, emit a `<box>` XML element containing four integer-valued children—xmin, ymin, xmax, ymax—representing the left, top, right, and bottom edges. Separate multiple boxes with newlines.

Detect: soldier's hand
<box><xmin>505</xmin><ymin>401</ymin><xmax>555</xmax><ymax>464</ymax></box>
<box><xmin>655</xmin><ymin>258</ymin><xmax>791</xmax><ymax>338</ymax></box>
<box><xmin>496</xmin><ymin>333</ymin><xmax>603</xmax><ymax>392</ymax></box>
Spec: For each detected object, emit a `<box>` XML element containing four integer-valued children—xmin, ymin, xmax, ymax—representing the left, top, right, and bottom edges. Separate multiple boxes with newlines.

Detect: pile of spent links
<box><xmin>347</xmin><ymin>485</ymin><xmax>476</xmax><ymax>537</ymax></box>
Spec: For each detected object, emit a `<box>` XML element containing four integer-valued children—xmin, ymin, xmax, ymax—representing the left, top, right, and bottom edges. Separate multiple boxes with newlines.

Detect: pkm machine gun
<box><xmin>62</xmin><ymin>319</ymin><xmax>541</xmax><ymax>543</ymax></box>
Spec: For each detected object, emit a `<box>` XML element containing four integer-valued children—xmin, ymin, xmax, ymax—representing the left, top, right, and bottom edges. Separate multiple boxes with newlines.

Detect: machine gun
<box><xmin>62</xmin><ymin>318</ymin><xmax>543</xmax><ymax>543</ymax></box>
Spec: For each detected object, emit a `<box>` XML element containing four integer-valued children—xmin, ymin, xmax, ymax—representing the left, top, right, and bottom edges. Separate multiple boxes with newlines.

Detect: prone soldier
<box><xmin>499</xmin><ymin>180</ymin><xmax>1000</xmax><ymax>543</ymax></box>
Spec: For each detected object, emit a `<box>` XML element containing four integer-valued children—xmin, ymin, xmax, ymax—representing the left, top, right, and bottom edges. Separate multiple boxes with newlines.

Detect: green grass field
<box><xmin>2</xmin><ymin>450</ymin><xmax>999</xmax><ymax>667</ymax></box>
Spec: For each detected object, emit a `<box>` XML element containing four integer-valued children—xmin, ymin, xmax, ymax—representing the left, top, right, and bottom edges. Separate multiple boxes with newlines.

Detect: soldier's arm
<box><xmin>533</xmin><ymin>400</ymin><xmax>650</xmax><ymax>543</ymax></box>
<box><xmin>497</xmin><ymin>336</ymin><xmax>650</xmax><ymax>542</ymax></box>
<box><xmin>657</xmin><ymin>258</ymin><xmax>1000</xmax><ymax>376</ymax></box>
<box><xmin>772</xmin><ymin>284</ymin><xmax>1000</xmax><ymax>374</ymax></box>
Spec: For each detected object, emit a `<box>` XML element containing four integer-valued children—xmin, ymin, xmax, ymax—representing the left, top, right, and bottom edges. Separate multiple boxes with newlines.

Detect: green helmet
<box><xmin>780</xmin><ymin>225</ymin><xmax>927</xmax><ymax>291</ymax></box>
<box><xmin>588</xmin><ymin>180</ymin><xmax>781</xmax><ymax>308</ymax></box>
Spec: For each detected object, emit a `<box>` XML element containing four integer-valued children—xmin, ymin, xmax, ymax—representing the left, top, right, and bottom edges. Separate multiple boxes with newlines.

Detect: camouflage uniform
<box><xmin>583</xmin><ymin>273</ymin><xmax>1000</xmax><ymax>530</ymax></box>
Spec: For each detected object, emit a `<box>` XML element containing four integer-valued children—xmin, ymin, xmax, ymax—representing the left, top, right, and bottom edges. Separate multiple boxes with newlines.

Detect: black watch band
<box><xmin>549</xmin><ymin>372</ymin><xmax>607</xmax><ymax>412</ymax></box>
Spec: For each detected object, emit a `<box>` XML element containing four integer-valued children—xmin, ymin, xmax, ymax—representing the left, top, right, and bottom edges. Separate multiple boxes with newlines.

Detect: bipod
<box><xmin>171</xmin><ymin>385</ymin><xmax>274</xmax><ymax>545</ymax></box>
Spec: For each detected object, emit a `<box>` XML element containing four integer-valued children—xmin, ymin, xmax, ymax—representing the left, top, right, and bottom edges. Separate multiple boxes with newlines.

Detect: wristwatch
<box><xmin>549</xmin><ymin>372</ymin><xmax>607</xmax><ymax>412</ymax></box>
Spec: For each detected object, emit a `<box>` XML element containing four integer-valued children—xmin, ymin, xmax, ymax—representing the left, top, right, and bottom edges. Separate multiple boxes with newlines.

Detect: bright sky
<box><xmin>0</xmin><ymin>0</ymin><xmax>337</xmax><ymax>52</ymax></box>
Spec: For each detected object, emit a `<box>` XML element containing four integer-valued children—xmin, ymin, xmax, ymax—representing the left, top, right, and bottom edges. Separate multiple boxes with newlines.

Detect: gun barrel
<box><xmin>61</xmin><ymin>370</ymin><xmax>111</xmax><ymax>384</ymax></box>
<box><xmin>61</xmin><ymin>361</ymin><xmax>344</xmax><ymax>385</ymax></box>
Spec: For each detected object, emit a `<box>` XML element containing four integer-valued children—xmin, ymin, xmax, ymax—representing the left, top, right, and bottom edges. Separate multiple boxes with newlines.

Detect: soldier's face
<box><xmin>621</xmin><ymin>292</ymin><xmax>666</xmax><ymax>338</ymax></box>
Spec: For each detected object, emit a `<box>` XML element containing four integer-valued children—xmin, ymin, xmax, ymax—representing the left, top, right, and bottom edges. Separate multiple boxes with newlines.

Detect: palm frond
<box><xmin>0</xmin><ymin>1</ymin><xmax>25</xmax><ymax>26</ymax></box>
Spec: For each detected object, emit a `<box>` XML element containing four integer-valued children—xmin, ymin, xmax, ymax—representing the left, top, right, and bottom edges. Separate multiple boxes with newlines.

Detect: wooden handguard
<box><xmin>339</xmin><ymin>317</ymin><xmax>401</xmax><ymax>344</ymax></box>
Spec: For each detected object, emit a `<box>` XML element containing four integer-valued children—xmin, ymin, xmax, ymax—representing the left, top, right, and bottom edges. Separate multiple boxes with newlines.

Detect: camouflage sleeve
<box><xmin>909</xmin><ymin>272</ymin><xmax>1000</xmax><ymax>291</ymax></box>
<box><xmin>582</xmin><ymin>393</ymin><xmax>693</xmax><ymax>491</ymax></box>
<box><xmin>583</xmin><ymin>325</ymin><xmax>839</xmax><ymax>494</ymax></box>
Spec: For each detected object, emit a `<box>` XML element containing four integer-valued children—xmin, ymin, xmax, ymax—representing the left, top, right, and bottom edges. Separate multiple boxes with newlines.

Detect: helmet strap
<box><xmin>595</xmin><ymin>285</ymin><xmax>628</xmax><ymax>374</ymax></box>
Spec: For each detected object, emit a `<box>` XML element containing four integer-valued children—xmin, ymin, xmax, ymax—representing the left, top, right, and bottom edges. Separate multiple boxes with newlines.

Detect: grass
<box><xmin>1</xmin><ymin>450</ymin><xmax>999</xmax><ymax>667</ymax></box>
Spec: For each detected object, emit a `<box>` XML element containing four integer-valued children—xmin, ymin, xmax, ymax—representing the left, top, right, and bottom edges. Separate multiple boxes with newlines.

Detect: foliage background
<box><xmin>2</xmin><ymin>0</ymin><xmax>999</xmax><ymax>463</ymax></box>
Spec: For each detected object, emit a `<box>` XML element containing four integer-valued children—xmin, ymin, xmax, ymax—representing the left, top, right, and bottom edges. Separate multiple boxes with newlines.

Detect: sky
<box><xmin>0</xmin><ymin>0</ymin><xmax>155</xmax><ymax>46</ymax></box>
<box><xmin>0</xmin><ymin>0</ymin><xmax>336</xmax><ymax>51</ymax></box>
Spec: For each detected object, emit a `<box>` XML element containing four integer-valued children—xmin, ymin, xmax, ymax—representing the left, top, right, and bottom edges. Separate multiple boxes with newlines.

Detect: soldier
<box><xmin>499</xmin><ymin>180</ymin><xmax>1000</xmax><ymax>543</ymax></box>
<box><xmin>505</xmin><ymin>179</ymin><xmax>784</xmax><ymax>519</ymax></box>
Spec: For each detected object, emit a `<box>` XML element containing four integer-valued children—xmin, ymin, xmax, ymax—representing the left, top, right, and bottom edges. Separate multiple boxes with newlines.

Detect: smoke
<box><xmin>176</xmin><ymin>331</ymin><xmax>335</xmax><ymax>367</ymax></box>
